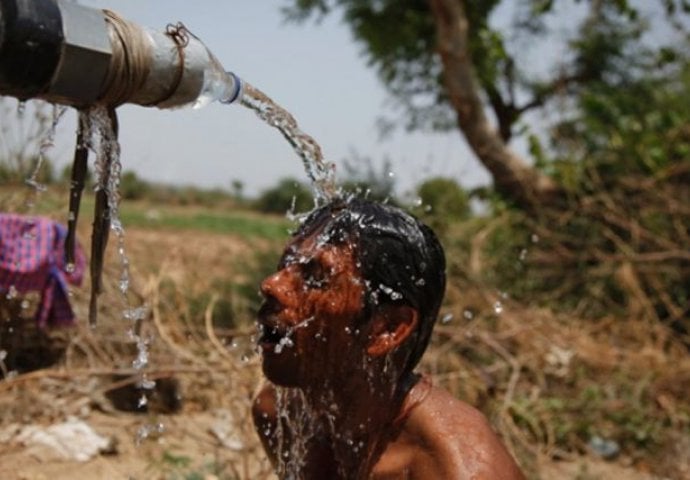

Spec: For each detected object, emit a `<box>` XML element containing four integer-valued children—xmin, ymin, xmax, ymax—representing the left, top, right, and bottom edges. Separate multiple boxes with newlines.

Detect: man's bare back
<box><xmin>371</xmin><ymin>383</ymin><xmax>524</xmax><ymax>479</ymax></box>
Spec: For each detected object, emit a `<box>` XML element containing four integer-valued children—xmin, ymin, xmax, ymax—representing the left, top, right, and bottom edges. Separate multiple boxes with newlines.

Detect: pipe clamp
<box><xmin>48</xmin><ymin>0</ymin><xmax>111</xmax><ymax>106</ymax></box>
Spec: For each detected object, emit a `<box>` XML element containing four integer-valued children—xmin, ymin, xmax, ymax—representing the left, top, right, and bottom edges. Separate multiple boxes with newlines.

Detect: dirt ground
<box><xmin>0</xmin><ymin>411</ymin><xmax>673</xmax><ymax>480</ymax></box>
<box><xmin>0</xmin><ymin>411</ymin><xmax>671</xmax><ymax>480</ymax></box>
<box><xmin>0</xmin><ymin>226</ymin><xmax>685</xmax><ymax>479</ymax></box>
<box><xmin>0</xmin><ymin>410</ymin><xmax>275</xmax><ymax>479</ymax></box>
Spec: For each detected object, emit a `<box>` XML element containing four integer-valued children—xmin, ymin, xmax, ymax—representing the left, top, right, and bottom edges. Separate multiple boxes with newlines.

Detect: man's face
<box><xmin>256</xmin><ymin>228</ymin><xmax>367</xmax><ymax>387</ymax></box>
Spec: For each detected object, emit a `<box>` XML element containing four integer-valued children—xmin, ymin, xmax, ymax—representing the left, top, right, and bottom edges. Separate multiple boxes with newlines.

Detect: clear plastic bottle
<box><xmin>191</xmin><ymin>49</ymin><xmax>243</xmax><ymax>109</ymax></box>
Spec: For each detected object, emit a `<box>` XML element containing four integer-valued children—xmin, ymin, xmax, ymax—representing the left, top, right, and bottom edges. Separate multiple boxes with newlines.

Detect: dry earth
<box><xmin>0</xmin><ymin>226</ymin><xmax>685</xmax><ymax>479</ymax></box>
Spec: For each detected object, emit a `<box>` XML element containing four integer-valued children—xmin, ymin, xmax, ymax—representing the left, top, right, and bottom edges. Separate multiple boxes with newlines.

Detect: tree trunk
<box><xmin>428</xmin><ymin>0</ymin><xmax>561</xmax><ymax>211</ymax></box>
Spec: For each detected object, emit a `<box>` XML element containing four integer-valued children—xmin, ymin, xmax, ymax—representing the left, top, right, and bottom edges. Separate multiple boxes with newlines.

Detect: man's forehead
<box><xmin>281</xmin><ymin>228</ymin><xmax>355</xmax><ymax>264</ymax></box>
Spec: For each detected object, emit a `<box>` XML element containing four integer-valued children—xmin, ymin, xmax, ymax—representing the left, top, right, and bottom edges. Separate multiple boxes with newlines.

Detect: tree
<box><xmin>339</xmin><ymin>150</ymin><xmax>397</xmax><ymax>203</ymax></box>
<box><xmin>283</xmin><ymin>1</ymin><xmax>690</xmax><ymax>329</ymax></box>
<box><xmin>119</xmin><ymin>170</ymin><xmax>151</xmax><ymax>200</ymax></box>
<box><xmin>0</xmin><ymin>98</ymin><xmax>58</xmax><ymax>185</ymax></box>
<box><xmin>282</xmin><ymin>0</ymin><xmax>690</xmax><ymax>210</ymax></box>
<box><xmin>254</xmin><ymin>177</ymin><xmax>315</xmax><ymax>214</ymax></box>
<box><xmin>414</xmin><ymin>176</ymin><xmax>470</xmax><ymax>233</ymax></box>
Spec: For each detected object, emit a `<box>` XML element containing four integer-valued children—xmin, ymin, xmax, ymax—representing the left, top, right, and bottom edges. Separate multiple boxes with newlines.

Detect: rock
<box><xmin>14</xmin><ymin>417</ymin><xmax>115</xmax><ymax>462</ymax></box>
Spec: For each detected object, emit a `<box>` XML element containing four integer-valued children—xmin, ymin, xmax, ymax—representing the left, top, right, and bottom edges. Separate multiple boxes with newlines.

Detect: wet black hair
<box><xmin>293</xmin><ymin>197</ymin><xmax>446</xmax><ymax>374</ymax></box>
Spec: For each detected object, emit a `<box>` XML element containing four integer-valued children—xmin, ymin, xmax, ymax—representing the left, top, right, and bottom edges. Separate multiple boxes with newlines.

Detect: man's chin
<box><xmin>261</xmin><ymin>355</ymin><xmax>301</xmax><ymax>388</ymax></box>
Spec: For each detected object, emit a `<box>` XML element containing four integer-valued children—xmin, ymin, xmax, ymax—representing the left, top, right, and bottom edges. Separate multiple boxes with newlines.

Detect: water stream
<box><xmin>236</xmin><ymin>82</ymin><xmax>337</xmax><ymax>206</ymax></box>
<box><xmin>25</xmin><ymin>104</ymin><xmax>67</xmax><ymax>193</ymax></box>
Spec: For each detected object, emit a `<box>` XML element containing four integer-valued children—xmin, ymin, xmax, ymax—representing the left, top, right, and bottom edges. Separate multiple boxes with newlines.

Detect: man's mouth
<box><xmin>257</xmin><ymin>298</ymin><xmax>285</xmax><ymax>347</ymax></box>
<box><xmin>257</xmin><ymin>304</ymin><xmax>292</xmax><ymax>351</ymax></box>
<box><xmin>258</xmin><ymin>323</ymin><xmax>286</xmax><ymax>346</ymax></box>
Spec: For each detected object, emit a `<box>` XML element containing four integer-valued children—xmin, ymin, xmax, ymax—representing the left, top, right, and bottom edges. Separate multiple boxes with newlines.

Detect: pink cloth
<box><xmin>0</xmin><ymin>214</ymin><xmax>85</xmax><ymax>328</ymax></box>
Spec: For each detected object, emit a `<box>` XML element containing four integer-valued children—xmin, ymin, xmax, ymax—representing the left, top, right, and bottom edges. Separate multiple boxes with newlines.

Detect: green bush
<box><xmin>413</xmin><ymin>177</ymin><xmax>470</xmax><ymax>233</ymax></box>
<box><xmin>253</xmin><ymin>177</ymin><xmax>314</xmax><ymax>214</ymax></box>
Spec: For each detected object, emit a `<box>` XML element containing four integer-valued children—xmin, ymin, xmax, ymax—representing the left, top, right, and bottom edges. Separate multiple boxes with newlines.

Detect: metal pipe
<box><xmin>0</xmin><ymin>0</ymin><xmax>242</xmax><ymax>108</ymax></box>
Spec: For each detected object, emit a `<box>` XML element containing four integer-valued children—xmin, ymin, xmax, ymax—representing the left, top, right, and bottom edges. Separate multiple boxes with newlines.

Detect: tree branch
<box><xmin>516</xmin><ymin>72</ymin><xmax>589</xmax><ymax>116</ymax></box>
<box><xmin>428</xmin><ymin>0</ymin><xmax>561</xmax><ymax>210</ymax></box>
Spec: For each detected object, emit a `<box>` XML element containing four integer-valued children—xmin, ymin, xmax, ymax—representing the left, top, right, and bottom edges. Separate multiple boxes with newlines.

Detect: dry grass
<box><xmin>0</xmin><ymin>190</ymin><xmax>688</xmax><ymax>479</ymax></box>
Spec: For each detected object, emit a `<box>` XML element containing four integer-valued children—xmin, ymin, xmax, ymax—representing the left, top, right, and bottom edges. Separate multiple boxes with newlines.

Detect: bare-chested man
<box><xmin>253</xmin><ymin>198</ymin><xmax>524</xmax><ymax>479</ymax></box>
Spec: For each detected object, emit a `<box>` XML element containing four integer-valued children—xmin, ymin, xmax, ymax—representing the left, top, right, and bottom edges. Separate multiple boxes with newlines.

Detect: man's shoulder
<box><xmin>411</xmin><ymin>385</ymin><xmax>490</xmax><ymax>433</ymax></box>
<box><xmin>404</xmin><ymin>386</ymin><xmax>525</xmax><ymax>479</ymax></box>
<box><xmin>252</xmin><ymin>383</ymin><xmax>278</xmax><ymax>426</ymax></box>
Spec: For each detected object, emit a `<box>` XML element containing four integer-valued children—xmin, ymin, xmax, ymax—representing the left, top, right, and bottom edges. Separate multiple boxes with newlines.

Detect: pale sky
<box><xmin>6</xmin><ymin>1</ymin><xmax>677</xmax><ymax>199</ymax></box>
<box><xmin>46</xmin><ymin>0</ymin><xmax>488</xmax><ymax>199</ymax></box>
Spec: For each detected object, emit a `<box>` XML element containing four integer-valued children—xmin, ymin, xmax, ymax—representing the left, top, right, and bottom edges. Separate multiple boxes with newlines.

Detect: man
<box><xmin>253</xmin><ymin>198</ymin><xmax>524</xmax><ymax>479</ymax></box>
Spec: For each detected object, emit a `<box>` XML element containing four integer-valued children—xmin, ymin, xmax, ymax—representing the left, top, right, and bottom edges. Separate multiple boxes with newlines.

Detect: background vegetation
<box><xmin>1</xmin><ymin>0</ymin><xmax>689</xmax><ymax>478</ymax></box>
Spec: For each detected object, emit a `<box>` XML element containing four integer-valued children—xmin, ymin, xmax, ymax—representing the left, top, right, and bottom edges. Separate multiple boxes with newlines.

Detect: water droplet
<box><xmin>139</xmin><ymin>378</ymin><xmax>156</xmax><ymax>390</ymax></box>
<box><xmin>379</xmin><ymin>284</ymin><xmax>402</xmax><ymax>301</ymax></box>
<box><xmin>441</xmin><ymin>313</ymin><xmax>454</xmax><ymax>324</ymax></box>
<box><xmin>5</xmin><ymin>286</ymin><xmax>18</xmax><ymax>300</ymax></box>
<box><xmin>123</xmin><ymin>306</ymin><xmax>148</xmax><ymax>322</ymax></box>
<box><xmin>136</xmin><ymin>422</ymin><xmax>165</xmax><ymax>444</ymax></box>
<box><xmin>132</xmin><ymin>342</ymin><xmax>149</xmax><ymax>370</ymax></box>
<box><xmin>274</xmin><ymin>336</ymin><xmax>294</xmax><ymax>354</ymax></box>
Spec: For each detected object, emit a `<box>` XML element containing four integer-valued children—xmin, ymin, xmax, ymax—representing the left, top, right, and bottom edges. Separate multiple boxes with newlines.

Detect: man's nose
<box><xmin>260</xmin><ymin>268</ymin><xmax>296</xmax><ymax>304</ymax></box>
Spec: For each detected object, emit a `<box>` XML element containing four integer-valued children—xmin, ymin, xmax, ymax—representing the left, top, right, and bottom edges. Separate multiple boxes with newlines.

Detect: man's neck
<box><xmin>295</xmin><ymin>371</ymin><xmax>417</xmax><ymax>479</ymax></box>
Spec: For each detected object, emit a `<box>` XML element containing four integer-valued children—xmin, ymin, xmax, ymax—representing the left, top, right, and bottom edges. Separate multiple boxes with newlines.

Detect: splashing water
<box><xmin>83</xmin><ymin>107</ymin><xmax>155</xmax><ymax>419</ymax></box>
<box><xmin>135</xmin><ymin>421</ymin><xmax>165</xmax><ymax>445</ymax></box>
<box><xmin>273</xmin><ymin>388</ymin><xmax>318</xmax><ymax>479</ymax></box>
<box><xmin>86</xmin><ymin>106</ymin><xmax>131</xmax><ymax>292</ymax></box>
<box><xmin>25</xmin><ymin>104</ymin><xmax>67</xmax><ymax>198</ymax></box>
<box><xmin>238</xmin><ymin>82</ymin><xmax>337</xmax><ymax>205</ymax></box>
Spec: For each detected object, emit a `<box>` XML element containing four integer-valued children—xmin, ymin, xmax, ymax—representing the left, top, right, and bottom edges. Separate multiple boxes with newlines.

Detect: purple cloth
<box><xmin>0</xmin><ymin>214</ymin><xmax>85</xmax><ymax>328</ymax></box>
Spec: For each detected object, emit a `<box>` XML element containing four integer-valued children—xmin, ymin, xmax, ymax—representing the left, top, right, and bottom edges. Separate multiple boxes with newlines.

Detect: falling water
<box><xmin>24</xmin><ymin>104</ymin><xmax>67</xmax><ymax>203</ymax></box>
<box><xmin>26</xmin><ymin>104</ymin><xmax>67</xmax><ymax>189</ymax></box>
<box><xmin>82</xmin><ymin>107</ymin><xmax>155</xmax><ymax>438</ymax></box>
<box><xmin>85</xmin><ymin>106</ymin><xmax>133</xmax><ymax>296</ymax></box>
<box><xmin>237</xmin><ymin>82</ymin><xmax>337</xmax><ymax>205</ymax></box>
<box><xmin>273</xmin><ymin>388</ymin><xmax>316</xmax><ymax>478</ymax></box>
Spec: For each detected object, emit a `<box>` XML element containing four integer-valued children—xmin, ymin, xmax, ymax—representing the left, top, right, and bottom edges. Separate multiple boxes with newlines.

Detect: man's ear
<box><xmin>366</xmin><ymin>304</ymin><xmax>419</xmax><ymax>357</ymax></box>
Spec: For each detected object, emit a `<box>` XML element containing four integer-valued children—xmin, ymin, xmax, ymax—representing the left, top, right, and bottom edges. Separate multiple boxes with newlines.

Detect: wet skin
<box><xmin>257</xmin><ymin>231</ymin><xmax>367</xmax><ymax>388</ymax></box>
<box><xmin>254</xmin><ymin>230</ymin><xmax>525</xmax><ymax>479</ymax></box>
<box><xmin>254</xmin><ymin>381</ymin><xmax>526</xmax><ymax>479</ymax></box>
